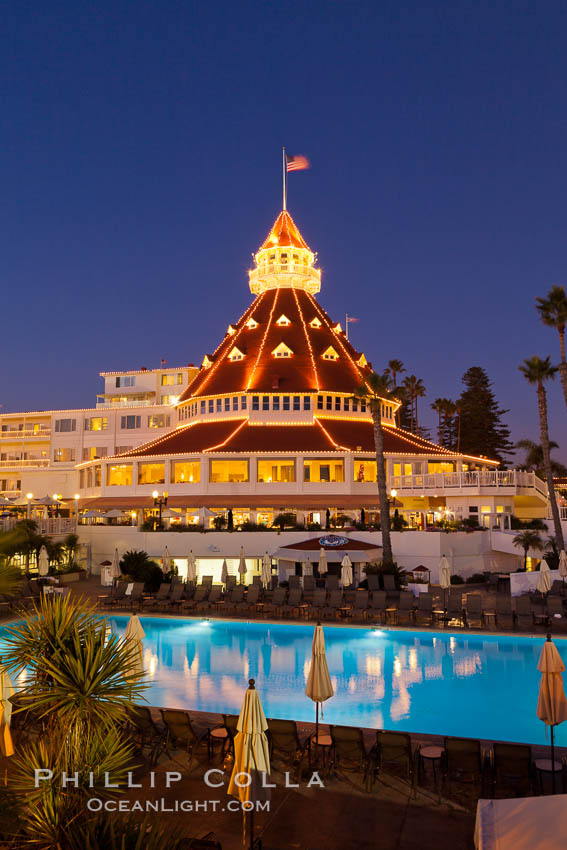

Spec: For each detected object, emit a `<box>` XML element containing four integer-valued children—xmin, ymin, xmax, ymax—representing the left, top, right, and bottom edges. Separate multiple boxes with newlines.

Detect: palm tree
<box><xmin>386</xmin><ymin>359</ymin><xmax>405</xmax><ymax>388</ymax></box>
<box><xmin>353</xmin><ymin>371</ymin><xmax>396</xmax><ymax>564</ymax></box>
<box><xmin>536</xmin><ymin>286</ymin><xmax>567</xmax><ymax>409</ymax></box>
<box><xmin>519</xmin><ymin>356</ymin><xmax>565</xmax><ymax>549</ymax></box>
<box><xmin>402</xmin><ymin>375</ymin><xmax>426</xmax><ymax>432</ymax></box>
<box><xmin>516</xmin><ymin>438</ymin><xmax>567</xmax><ymax>478</ymax></box>
<box><xmin>513</xmin><ymin>529</ymin><xmax>544</xmax><ymax>571</ymax></box>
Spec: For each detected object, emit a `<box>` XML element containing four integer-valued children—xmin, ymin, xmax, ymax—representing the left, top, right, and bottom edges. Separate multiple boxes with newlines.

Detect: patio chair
<box><xmin>129</xmin><ymin>706</ymin><xmax>168</xmax><ymax>765</ymax></box>
<box><xmin>495</xmin><ymin>596</ymin><xmax>514</xmax><ymax>629</ymax></box>
<box><xmin>547</xmin><ymin>595</ymin><xmax>567</xmax><ymax>630</ymax></box>
<box><xmin>325</xmin><ymin>575</ymin><xmax>339</xmax><ymax>591</ymax></box>
<box><xmin>157</xmin><ymin>582</ymin><xmax>184</xmax><ymax>611</ymax></box>
<box><xmin>443</xmin><ymin>736</ymin><xmax>484</xmax><ymax>795</ymax></box>
<box><xmin>115</xmin><ymin>581</ymin><xmax>144</xmax><ymax>611</ymax></box>
<box><xmin>382</xmin><ymin>574</ymin><xmax>397</xmax><ymax>593</ymax></box>
<box><xmin>199</xmin><ymin>585</ymin><xmax>223</xmax><ymax>613</ymax></box>
<box><xmin>225</xmin><ymin>575</ymin><xmax>237</xmax><ymax>592</ymax></box>
<box><xmin>224</xmin><ymin>585</ymin><xmax>245</xmax><ymax>613</ymax></box>
<box><xmin>303</xmin><ymin>575</ymin><xmax>315</xmax><ymax>592</ymax></box>
<box><xmin>414</xmin><ymin>592</ymin><xmax>433</xmax><ymax>626</ymax></box>
<box><xmin>549</xmin><ymin>580</ymin><xmax>564</xmax><ymax>597</ymax></box>
<box><xmin>321</xmin><ymin>589</ymin><xmax>343</xmax><ymax>620</ymax></box>
<box><xmin>235</xmin><ymin>583</ymin><xmax>260</xmax><ymax>615</ymax></box>
<box><xmin>141</xmin><ymin>582</ymin><xmax>171</xmax><ymax>609</ymax></box>
<box><xmin>347</xmin><ymin>590</ymin><xmax>369</xmax><ymax>621</ymax></box>
<box><xmin>366</xmin><ymin>573</ymin><xmax>380</xmax><ymax>592</ymax></box>
<box><xmin>371</xmin><ymin>730</ymin><xmax>415</xmax><ymax>789</ymax></box>
<box><xmin>444</xmin><ymin>592</ymin><xmax>465</xmax><ymax>627</ymax></box>
<box><xmin>200</xmin><ymin>575</ymin><xmax>213</xmax><ymax>588</ymax></box>
<box><xmin>367</xmin><ymin>590</ymin><xmax>387</xmax><ymax>624</ymax></box>
<box><xmin>103</xmin><ymin>581</ymin><xmax>128</xmax><ymax>608</ymax></box>
<box><xmin>464</xmin><ymin>593</ymin><xmax>483</xmax><ymax>628</ymax></box>
<box><xmin>288</xmin><ymin>575</ymin><xmax>301</xmax><ymax>590</ymax></box>
<box><xmin>209</xmin><ymin>713</ymin><xmax>240</xmax><ymax>759</ymax></box>
<box><xmin>280</xmin><ymin>587</ymin><xmax>303</xmax><ymax>618</ymax></box>
<box><xmin>395</xmin><ymin>591</ymin><xmax>415</xmax><ymax>625</ymax></box>
<box><xmin>161</xmin><ymin>709</ymin><xmax>210</xmax><ymax>767</ymax></box>
<box><xmin>181</xmin><ymin>585</ymin><xmax>209</xmax><ymax>612</ymax></box>
<box><xmin>267</xmin><ymin>718</ymin><xmax>307</xmax><ymax>780</ymax></box>
<box><xmin>514</xmin><ymin>595</ymin><xmax>534</xmax><ymax>630</ymax></box>
<box><xmin>329</xmin><ymin>725</ymin><xmax>372</xmax><ymax>789</ymax></box>
<box><xmin>491</xmin><ymin>742</ymin><xmax>534</xmax><ymax>797</ymax></box>
<box><xmin>308</xmin><ymin>588</ymin><xmax>327</xmax><ymax>619</ymax></box>
<box><xmin>261</xmin><ymin>587</ymin><xmax>286</xmax><ymax>617</ymax></box>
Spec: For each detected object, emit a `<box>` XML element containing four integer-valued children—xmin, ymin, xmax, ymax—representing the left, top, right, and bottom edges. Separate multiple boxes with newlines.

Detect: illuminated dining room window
<box><xmin>303</xmin><ymin>459</ymin><xmax>344</xmax><ymax>483</ymax></box>
<box><xmin>209</xmin><ymin>459</ymin><xmax>249</xmax><ymax>483</ymax></box>
<box><xmin>107</xmin><ymin>463</ymin><xmax>133</xmax><ymax>486</ymax></box>
<box><xmin>257</xmin><ymin>459</ymin><xmax>296</xmax><ymax>483</ymax></box>
<box><xmin>171</xmin><ymin>460</ymin><xmax>201</xmax><ymax>483</ymax></box>
<box><xmin>354</xmin><ymin>459</ymin><xmax>377</xmax><ymax>482</ymax></box>
<box><xmin>137</xmin><ymin>462</ymin><xmax>165</xmax><ymax>485</ymax></box>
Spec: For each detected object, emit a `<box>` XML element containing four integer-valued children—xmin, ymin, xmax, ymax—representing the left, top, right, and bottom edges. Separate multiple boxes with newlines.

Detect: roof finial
<box><xmin>282</xmin><ymin>146</ymin><xmax>287</xmax><ymax>211</ymax></box>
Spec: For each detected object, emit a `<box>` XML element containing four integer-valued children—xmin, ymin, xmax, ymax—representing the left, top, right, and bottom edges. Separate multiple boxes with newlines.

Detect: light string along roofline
<box><xmin>305</xmin><ymin>292</ymin><xmax>367</xmax><ymax>389</ymax></box>
<box><xmin>203</xmin><ymin>418</ymin><xmax>248</xmax><ymax>452</ymax></box>
<box><xmin>313</xmin><ymin>417</ymin><xmax>350</xmax><ymax>451</ymax></box>
<box><xmin>245</xmin><ymin>286</ymin><xmax>280</xmax><ymax>391</ymax></box>
<box><xmin>292</xmin><ymin>286</ymin><xmax>320</xmax><ymax>391</ymax></box>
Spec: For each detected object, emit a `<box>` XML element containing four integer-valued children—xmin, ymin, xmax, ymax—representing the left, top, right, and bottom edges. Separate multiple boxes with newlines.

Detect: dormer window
<box><xmin>310</xmin><ymin>317</ymin><xmax>322</xmax><ymax>329</ymax></box>
<box><xmin>280</xmin><ymin>253</ymin><xmax>288</xmax><ymax>264</ymax></box>
<box><xmin>228</xmin><ymin>346</ymin><xmax>245</xmax><ymax>362</ymax></box>
<box><xmin>276</xmin><ymin>314</ymin><xmax>291</xmax><ymax>327</ymax></box>
<box><xmin>322</xmin><ymin>346</ymin><xmax>339</xmax><ymax>361</ymax></box>
<box><xmin>246</xmin><ymin>317</ymin><xmax>258</xmax><ymax>329</ymax></box>
<box><xmin>357</xmin><ymin>353</ymin><xmax>368</xmax><ymax>367</ymax></box>
<box><xmin>332</xmin><ymin>323</ymin><xmax>343</xmax><ymax>334</ymax></box>
<box><xmin>202</xmin><ymin>355</ymin><xmax>213</xmax><ymax>369</ymax></box>
<box><xmin>272</xmin><ymin>342</ymin><xmax>293</xmax><ymax>358</ymax></box>
<box><xmin>227</xmin><ymin>325</ymin><xmax>236</xmax><ymax>336</ymax></box>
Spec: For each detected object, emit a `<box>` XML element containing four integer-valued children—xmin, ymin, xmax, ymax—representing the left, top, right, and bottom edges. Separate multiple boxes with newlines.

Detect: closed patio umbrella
<box><xmin>537</xmin><ymin>561</ymin><xmax>551</xmax><ymax>596</ymax></box>
<box><xmin>318</xmin><ymin>548</ymin><xmax>328</xmax><ymax>576</ymax></box>
<box><xmin>261</xmin><ymin>552</ymin><xmax>271</xmax><ymax>588</ymax></box>
<box><xmin>439</xmin><ymin>554</ymin><xmax>451</xmax><ymax>608</ymax></box>
<box><xmin>305</xmin><ymin>623</ymin><xmax>334</xmax><ymax>761</ymax></box>
<box><xmin>340</xmin><ymin>554</ymin><xmax>353</xmax><ymax>588</ymax></box>
<box><xmin>537</xmin><ymin>635</ymin><xmax>567</xmax><ymax>793</ymax></box>
<box><xmin>187</xmin><ymin>550</ymin><xmax>197</xmax><ymax>582</ymax></box>
<box><xmin>559</xmin><ymin>550</ymin><xmax>567</xmax><ymax>593</ymax></box>
<box><xmin>162</xmin><ymin>546</ymin><xmax>171</xmax><ymax>575</ymax></box>
<box><xmin>238</xmin><ymin>546</ymin><xmax>247</xmax><ymax>584</ymax></box>
<box><xmin>110</xmin><ymin>548</ymin><xmax>121</xmax><ymax>580</ymax></box>
<box><xmin>38</xmin><ymin>545</ymin><xmax>49</xmax><ymax>577</ymax></box>
<box><xmin>0</xmin><ymin>663</ymin><xmax>14</xmax><ymax>758</ymax></box>
<box><xmin>228</xmin><ymin>678</ymin><xmax>271</xmax><ymax>849</ymax></box>
<box><xmin>221</xmin><ymin>559</ymin><xmax>229</xmax><ymax>585</ymax></box>
<box><xmin>124</xmin><ymin>614</ymin><xmax>145</xmax><ymax>678</ymax></box>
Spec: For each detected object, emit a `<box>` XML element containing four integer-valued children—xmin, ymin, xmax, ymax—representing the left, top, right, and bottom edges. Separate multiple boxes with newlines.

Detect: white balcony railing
<box><xmin>0</xmin><ymin>517</ymin><xmax>75</xmax><ymax>534</ymax></box>
<box><xmin>0</xmin><ymin>458</ymin><xmax>50</xmax><ymax>469</ymax></box>
<box><xmin>95</xmin><ymin>399</ymin><xmax>159</xmax><ymax>409</ymax></box>
<box><xmin>389</xmin><ymin>469</ymin><xmax>548</xmax><ymax>496</ymax></box>
<box><xmin>0</xmin><ymin>429</ymin><xmax>51</xmax><ymax>440</ymax></box>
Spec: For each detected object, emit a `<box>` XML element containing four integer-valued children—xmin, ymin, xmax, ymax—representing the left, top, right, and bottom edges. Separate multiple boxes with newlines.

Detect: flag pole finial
<box><xmin>282</xmin><ymin>146</ymin><xmax>287</xmax><ymax>211</ymax></box>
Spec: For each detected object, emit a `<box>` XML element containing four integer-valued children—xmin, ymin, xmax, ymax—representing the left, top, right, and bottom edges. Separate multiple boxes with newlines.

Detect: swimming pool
<box><xmin>1</xmin><ymin>617</ymin><xmax>563</xmax><ymax>746</ymax></box>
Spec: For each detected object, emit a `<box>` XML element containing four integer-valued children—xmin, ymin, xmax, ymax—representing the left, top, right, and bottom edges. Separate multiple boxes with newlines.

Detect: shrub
<box><xmin>466</xmin><ymin>573</ymin><xmax>486</xmax><ymax>584</ymax></box>
<box><xmin>391</xmin><ymin>515</ymin><xmax>408</xmax><ymax>531</ymax></box>
<box><xmin>120</xmin><ymin>549</ymin><xmax>164</xmax><ymax>592</ymax></box>
<box><xmin>450</xmin><ymin>575</ymin><xmax>464</xmax><ymax>585</ymax></box>
<box><xmin>273</xmin><ymin>512</ymin><xmax>297</xmax><ymax>530</ymax></box>
<box><xmin>212</xmin><ymin>515</ymin><xmax>227</xmax><ymax>531</ymax></box>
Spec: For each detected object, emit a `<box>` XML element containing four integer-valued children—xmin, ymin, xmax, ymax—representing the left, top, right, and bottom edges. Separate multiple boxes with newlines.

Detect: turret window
<box><xmin>228</xmin><ymin>346</ymin><xmax>245</xmax><ymax>361</ymax></box>
<box><xmin>246</xmin><ymin>317</ymin><xmax>258</xmax><ymax>329</ymax></box>
<box><xmin>232</xmin><ymin>397</ymin><xmax>239</xmax><ymax>411</ymax></box>
<box><xmin>201</xmin><ymin>401</ymin><xmax>206</xmax><ymax>414</ymax></box>
<box><xmin>335</xmin><ymin>397</ymin><xmax>341</xmax><ymax>411</ymax></box>
<box><xmin>272</xmin><ymin>342</ymin><xmax>293</xmax><ymax>358</ymax></box>
<box><xmin>273</xmin><ymin>396</ymin><xmax>280</xmax><ymax>410</ymax></box>
<box><xmin>252</xmin><ymin>396</ymin><xmax>259</xmax><ymax>411</ymax></box>
<box><xmin>276</xmin><ymin>315</ymin><xmax>291</xmax><ymax>327</ymax></box>
<box><xmin>224</xmin><ymin>398</ymin><xmax>230</xmax><ymax>411</ymax></box>
<box><xmin>283</xmin><ymin>396</ymin><xmax>290</xmax><ymax>411</ymax></box>
<box><xmin>208</xmin><ymin>400</ymin><xmax>214</xmax><ymax>413</ymax></box>
<box><xmin>310</xmin><ymin>318</ymin><xmax>322</xmax><ymax>328</ymax></box>
<box><xmin>322</xmin><ymin>346</ymin><xmax>339</xmax><ymax>361</ymax></box>
<box><xmin>326</xmin><ymin>396</ymin><xmax>332</xmax><ymax>411</ymax></box>
<box><xmin>216</xmin><ymin>399</ymin><xmax>222</xmax><ymax>412</ymax></box>
<box><xmin>317</xmin><ymin>395</ymin><xmax>323</xmax><ymax>410</ymax></box>
<box><xmin>262</xmin><ymin>396</ymin><xmax>270</xmax><ymax>411</ymax></box>
<box><xmin>293</xmin><ymin>396</ymin><xmax>301</xmax><ymax>410</ymax></box>
<box><xmin>303</xmin><ymin>397</ymin><xmax>311</xmax><ymax>410</ymax></box>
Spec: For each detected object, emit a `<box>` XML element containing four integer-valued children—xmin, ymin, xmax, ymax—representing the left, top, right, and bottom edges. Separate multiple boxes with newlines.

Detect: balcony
<box><xmin>0</xmin><ymin>429</ymin><xmax>51</xmax><ymax>440</ymax></box>
<box><xmin>0</xmin><ymin>458</ymin><xmax>50</xmax><ymax>469</ymax></box>
<box><xmin>96</xmin><ymin>397</ymin><xmax>157</xmax><ymax>409</ymax></box>
<box><xmin>389</xmin><ymin>469</ymin><xmax>548</xmax><ymax>497</ymax></box>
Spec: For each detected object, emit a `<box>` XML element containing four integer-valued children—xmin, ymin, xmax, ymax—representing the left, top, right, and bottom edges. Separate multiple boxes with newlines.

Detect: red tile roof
<box><xmin>122</xmin><ymin>420</ymin><xmax>246</xmax><ymax>456</ymax></box>
<box><xmin>258</xmin><ymin>210</ymin><xmax>310</xmax><ymax>251</ymax></box>
<box><xmin>279</xmin><ymin>537</ymin><xmax>380</xmax><ymax>551</ymax></box>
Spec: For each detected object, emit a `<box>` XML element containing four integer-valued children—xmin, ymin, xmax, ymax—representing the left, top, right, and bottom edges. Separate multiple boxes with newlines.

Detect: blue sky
<box><xmin>1</xmin><ymin>1</ymin><xmax>566</xmax><ymax>458</ymax></box>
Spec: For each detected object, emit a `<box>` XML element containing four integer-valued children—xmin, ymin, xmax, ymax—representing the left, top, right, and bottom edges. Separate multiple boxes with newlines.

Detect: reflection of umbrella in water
<box><xmin>537</xmin><ymin>635</ymin><xmax>567</xmax><ymax>793</ymax></box>
<box><xmin>228</xmin><ymin>679</ymin><xmax>271</xmax><ymax>850</ymax></box>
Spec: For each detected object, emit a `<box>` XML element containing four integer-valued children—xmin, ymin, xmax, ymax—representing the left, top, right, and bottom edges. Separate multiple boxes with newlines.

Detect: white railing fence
<box><xmin>389</xmin><ymin>469</ymin><xmax>547</xmax><ymax>495</ymax></box>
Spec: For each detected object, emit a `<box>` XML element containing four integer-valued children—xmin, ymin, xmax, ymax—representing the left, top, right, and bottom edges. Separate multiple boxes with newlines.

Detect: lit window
<box><xmin>272</xmin><ymin>342</ymin><xmax>293</xmax><ymax>358</ymax></box>
<box><xmin>200</xmin><ymin>401</ymin><xmax>206</xmax><ymax>414</ymax></box>
<box><xmin>273</xmin><ymin>396</ymin><xmax>280</xmax><ymax>411</ymax></box>
<box><xmin>82</xmin><ymin>447</ymin><xmax>107</xmax><ymax>461</ymax></box>
<box><xmin>148</xmin><ymin>414</ymin><xmax>171</xmax><ymax>428</ymax></box>
<box><xmin>332</xmin><ymin>323</ymin><xmax>342</xmax><ymax>334</ymax></box>
<box><xmin>171</xmin><ymin>461</ymin><xmax>200</xmax><ymax>483</ymax></box>
<box><xmin>138</xmin><ymin>463</ymin><xmax>165</xmax><ymax>485</ymax></box>
<box><xmin>246</xmin><ymin>317</ymin><xmax>258</xmax><ymax>329</ymax></box>
<box><xmin>257</xmin><ymin>459</ymin><xmax>296</xmax><ymax>483</ymax></box>
<box><xmin>322</xmin><ymin>346</ymin><xmax>339</xmax><ymax>361</ymax></box>
<box><xmin>262</xmin><ymin>396</ymin><xmax>270</xmax><ymax>411</ymax></box>
<box><xmin>228</xmin><ymin>346</ymin><xmax>244</xmax><ymax>361</ymax></box>
<box><xmin>293</xmin><ymin>396</ymin><xmax>300</xmax><ymax>411</ymax></box>
<box><xmin>161</xmin><ymin>374</ymin><xmax>175</xmax><ymax>386</ymax></box>
<box><xmin>310</xmin><ymin>317</ymin><xmax>322</xmax><ymax>328</ymax></box>
<box><xmin>428</xmin><ymin>462</ymin><xmax>456</xmax><ymax>474</ymax></box>
<box><xmin>227</xmin><ymin>324</ymin><xmax>236</xmax><ymax>335</ymax></box>
<box><xmin>354</xmin><ymin>460</ymin><xmax>377</xmax><ymax>483</ymax></box>
<box><xmin>208</xmin><ymin>400</ymin><xmax>214</xmax><ymax>413</ymax></box>
<box><xmin>107</xmin><ymin>464</ymin><xmax>133</xmax><ymax>486</ymax></box>
<box><xmin>216</xmin><ymin>399</ymin><xmax>222</xmax><ymax>412</ymax></box>
<box><xmin>161</xmin><ymin>395</ymin><xmax>179</xmax><ymax>405</ymax></box>
<box><xmin>53</xmin><ymin>448</ymin><xmax>75</xmax><ymax>463</ymax></box>
<box><xmin>209</xmin><ymin>459</ymin><xmax>249</xmax><ymax>483</ymax></box>
<box><xmin>283</xmin><ymin>396</ymin><xmax>290</xmax><ymax>411</ymax></box>
<box><xmin>317</xmin><ymin>395</ymin><xmax>323</xmax><ymax>410</ymax></box>
<box><xmin>241</xmin><ymin>396</ymin><xmax>247</xmax><ymax>409</ymax></box>
<box><xmin>304</xmin><ymin>459</ymin><xmax>345</xmax><ymax>483</ymax></box>
<box><xmin>276</xmin><ymin>314</ymin><xmax>291</xmax><ymax>327</ymax></box>
<box><xmin>120</xmin><ymin>415</ymin><xmax>141</xmax><ymax>430</ymax></box>
<box><xmin>357</xmin><ymin>353</ymin><xmax>368</xmax><ymax>367</ymax></box>
<box><xmin>84</xmin><ymin>417</ymin><xmax>107</xmax><ymax>431</ymax></box>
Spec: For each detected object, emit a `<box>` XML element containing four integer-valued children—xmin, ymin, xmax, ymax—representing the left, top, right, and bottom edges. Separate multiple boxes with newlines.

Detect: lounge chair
<box><xmin>325</xmin><ymin>575</ymin><xmax>339</xmax><ymax>591</ymax></box>
<box><xmin>495</xmin><ymin>596</ymin><xmax>514</xmax><ymax>629</ymax></box>
<box><xmin>444</xmin><ymin>593</ymin><xmax>465</xmax><ymax>627</ymax></box>
<box><xmin>303</xmin><ymin>575</ymin><xmax>315</xmax><ymax>592</ymax></box>
<box><xmin>549</xmin><ymin>580</ymin><xmax>564</xmax><ymax>597</ymax></box>
<box><xmin>209</xmin><ymin>713</ymin><xmax>239</xmax><ymax>759</ymax></box>
<box><xmin>235</xmin><ymin>583</ymin><xmax>260</xmax><ymax>616</ymax></box>
<box><xmin>181</xmin><ymin>585</ymin><xmax>209</xmax><ymax>613</ymax></box>
<box><xmin>224</xmin><ymin>585</ymin><xmax>245</xmax><ymax>613</ymax></box>
<box><xmin>261</xmin><ymin>587</ymin><xmax>286</xmax><ymax>617</ymax></box>
<box><xmin>267</xmin><ymin>718</ymin><xmax>307</xmax><ymax>780</ymax></box>
<box><xmin>321</xmin><ymin>589</ymin><xmax>343</xmax><ymax>620</ymax></box>
<box><xmin>225</xmin><ymin>575</ymin><xmax>237</xmax><ymax>592</ymax></box>
<box><xmin>308</xmin><ymin>588</ymin><xmax>327</xmax><ymax>619</ymax></box>
<box><xmin>103</xmin><ymin>581</ymin><xmax>128</xmax><ymax>608</ymax></box>
<box><xmin>288</xmin><ymin>575</ymin><xmax>301</xmax><ymax>590</ymax></box>
<box><xmin>414</xmin><ymin>592</ymin><xmax>433</xmax><ymax>626</ymax></box>
<box><xmin>371</xmin><ymin>730</ymin><xmax>415</xmax><ymax>789</ymax></box>
<box><xmin>367</xmin><ymin>591</ymin><xmax>387</xmax><ymax>624</ymax></box>
<box><xmin>200</xmin><ymin>585</ymin><xmax>223</xmax><ymax>613</ymax></box>
<box><xmin>141</xmin><ymin>582</ymin><xmax>171</xmax><ymax>609</ymax></box>
<box><xmin>161</xmin><ymin>709</ymin><xmax>210</xmax><ymax>766</ymax></box>
<box><xmin>115</xmin><ymin>581</ymin><xmax>144</xmax><ymax>611</ymax></box>
<box><xmin>465</xmin><ymin>593</ymin><xmax>483</xmax><ymax>628</ymax></box>
<box><xmin>280</xmin><ymin>587</ymin><xmax>303</xmax><ymax>618</ymax></box>
<box><xmin>329</xmin><ymin>725</ymin><xmax>372</xmax><ymax>788</ymax></box>
<box><xmin>154</xmin><ymin>582</ymin><xmax>183</xmax><ymax>612</ymax></box>
<box><xmin>514</xmin><ymin>595</ymin><xmax>534</xmax><ymax>630</ymax></box>
<box><xmin>347</xmin><ymin>590</ymin><xmax>369</xmax><ymax>622</ymax></box>
<box><xmin>366</xmin><ymin>573</ymin><xmax>380</xmax><ymax>592</ymax></box>
<box><xmin>382</xmin><ymin>574</ymin><xmax>397</xmax><ymax>593</ymax></box>
<box><xmin>129</xmin><ymin>706</ymin><xmax>168</xmax><ymax>765</ymax></box>
<box><xmin>395</xmin><ymin>591</ymin><xmax>415</xmax><ymax>625</ymax></box>
<box><xmin>547</xmin><ymin>596</ymin><xmax>567</xmax><ymax>630</ymax></box>
<box><xmin>491</xmin><ymin>742</ymin><xmax>533</xmax><ymax>797</ymax></box>
<box><xmin>443</xmin><ymin>736</ymin><xmax>484</xmax><ymax>794</ymax></box>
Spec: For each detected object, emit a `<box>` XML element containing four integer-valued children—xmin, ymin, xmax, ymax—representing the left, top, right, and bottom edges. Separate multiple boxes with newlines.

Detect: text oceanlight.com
<box><xmin>87</xmin><ymin>799</ymin><xmax>270</xmax><ymax>813</ymax></box>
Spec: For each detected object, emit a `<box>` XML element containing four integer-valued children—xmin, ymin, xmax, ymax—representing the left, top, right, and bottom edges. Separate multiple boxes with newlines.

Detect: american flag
<box><xmin>160</xmin><ymin>358</ymin><xmax>167</xmax><ymax>365</ymax></box>
<box><xmin>286</xmin><ymin>154</ymin><xmax>310</xmax><ymax>172</ymax></box>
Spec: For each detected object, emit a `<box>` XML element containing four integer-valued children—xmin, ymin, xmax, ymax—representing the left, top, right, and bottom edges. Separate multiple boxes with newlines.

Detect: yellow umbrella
<box><xmin>0</xmin><ymin>665</ymin><xmax>15</xmax><ymax>758</ymax></box>
<box><xmin>305</xmin><ymin>623</ymin><xmax>334</xmax><ymax>759</ymax></box>
<box><xmin>537</xmin><ymin>634</ymin><xmax>567</xmax><ymax>793</ymax></box>
<box><xmin>124</xmin><ymin>614</ymin><xmax>145</xmax><ymax>678</ymax></box>
<box><xmin>228</xmin><ymin>678</ymin><xmax>270</xmax><ymax>849</ymax></box>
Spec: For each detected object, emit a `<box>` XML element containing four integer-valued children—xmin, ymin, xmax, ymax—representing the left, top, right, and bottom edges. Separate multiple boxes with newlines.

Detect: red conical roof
<box><xmin>258</xmin><ymin>210</ymin><xmax>310</xmax><ymax>252</ymax></box>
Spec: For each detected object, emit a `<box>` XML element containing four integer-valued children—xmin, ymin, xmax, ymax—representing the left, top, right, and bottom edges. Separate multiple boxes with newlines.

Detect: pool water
<box><xmin>1</xmin><ymin>617</ymin><xmax>564</xmax><ymax>746</ymax></box>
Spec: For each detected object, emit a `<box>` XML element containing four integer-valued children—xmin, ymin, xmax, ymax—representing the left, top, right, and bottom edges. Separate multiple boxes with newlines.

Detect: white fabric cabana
<box><xmin>38</xmin><ymin>545</ymin><xmax>49</xmax><ymax>577</ymax></box>
<box><xmin>261</xmin><ymin>552</ymin><xmax>271</xmax><ymax>588</ymax></box>
<box><xmin>187</xmin><ymin>551</ymin><xmax>197</xmax><ymax>582</ymax></box>
<box><xmin>340</xmin><ymin>554</ymin><xmax>353</xmax><ymax>587</ymax></box>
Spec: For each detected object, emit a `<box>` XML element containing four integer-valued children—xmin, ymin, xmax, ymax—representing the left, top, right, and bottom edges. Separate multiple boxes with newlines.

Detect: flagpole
<box><xmin>345</xmin><ymin>314</ymin><xmax>349</xmax><ymax>341</ymax></box>
<box><xmin>282</xmin><ymin>146</ymin><xmax>286</xmax><ymax>211</ymax></box>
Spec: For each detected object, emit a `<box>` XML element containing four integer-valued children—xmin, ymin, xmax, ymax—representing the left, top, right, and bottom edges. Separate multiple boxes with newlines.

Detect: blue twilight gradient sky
<box><xmin>1</xmin><ymin>1</ymin><xmax>566</xmax><ymax>457</ymax></box>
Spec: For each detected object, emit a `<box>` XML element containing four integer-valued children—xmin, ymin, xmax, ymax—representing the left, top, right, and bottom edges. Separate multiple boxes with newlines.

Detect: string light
<box><xmin>245</xmin><ymin>287</ymin><xmax>280</xmax><ymax>390</ymax></box>
<box><xmin>292</xmin><ymin>285</ymin><xmax>320</xmax><ymax>391</ymax></box>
